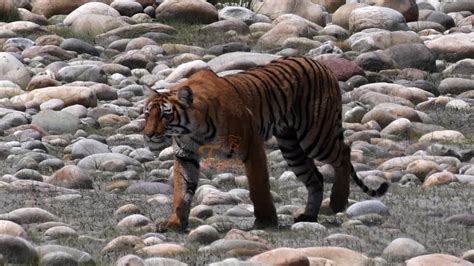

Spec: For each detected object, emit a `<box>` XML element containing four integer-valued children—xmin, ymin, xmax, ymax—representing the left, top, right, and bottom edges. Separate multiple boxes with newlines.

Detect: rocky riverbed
<box><xmin>0</xmin><ymin>0</ymin><xmax>473</xmax><ymax>265</ymax></box>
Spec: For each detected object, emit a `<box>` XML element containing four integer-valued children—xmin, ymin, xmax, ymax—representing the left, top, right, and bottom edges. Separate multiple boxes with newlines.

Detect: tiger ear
<box><xmin>143</xmin><ymin>85</ymin><xmax>159</xmax><ymax>96</ymax></box>
<box><xmin>177</xmin><ymin>86</ymin><xmax>193</xmax><ymax>107</ymax></box>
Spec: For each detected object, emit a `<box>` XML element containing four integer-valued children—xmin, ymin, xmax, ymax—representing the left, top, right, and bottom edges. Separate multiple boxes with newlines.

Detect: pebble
<box><xmin>0</xmin><ymin>235</ymin><xmax>38</xmax><ymax>264</ymax></box>
<box><xmin>187</xmin><ymin>225</ymin><xmax>220</xmax><ymax>245</ymax></box>
<box><xmin>346</xmin><ymin>200</ymin><xmax>389</xmax><ymax>217</ymax></box>
<box><xmin>382</xmin><ymin>237</ymin><xmax>427</xmax><ymax>262</ymax></box>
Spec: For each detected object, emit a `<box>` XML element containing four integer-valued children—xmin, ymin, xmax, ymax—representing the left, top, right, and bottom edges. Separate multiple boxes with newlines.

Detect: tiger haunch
<box><xmin>143</xmin><ymin>56</ymin><xmax>389</xmax><ymax>230</ymax></box>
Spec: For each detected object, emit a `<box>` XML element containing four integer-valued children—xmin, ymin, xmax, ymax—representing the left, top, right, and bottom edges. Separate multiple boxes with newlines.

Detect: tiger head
<box><xmin>143</xmin><ymin>86</ymin><xmax>195</xmax><ymax>143</ymax></box>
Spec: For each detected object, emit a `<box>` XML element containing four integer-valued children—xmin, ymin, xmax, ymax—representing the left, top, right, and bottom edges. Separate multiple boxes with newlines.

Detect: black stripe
<box><xmin>283</xmin><ymin>151</ymin><xmax>305</xmax><ymax>161</ymax></box>
<box><xmin>286</xmin><ymin>58</ymin><xmax>312</xmax><ymax>133</ymax></box>
<box><xmin>240</xmin><ymin>74</ymin><xmax>266</xmax><ymax>137</ymax></box>
<box><xmin>260</xmin><ymin>68</ymin><xmax>288</xmax><ymax>117</ymax></box>
<box><xmin>222</xmin><ymin>76</ymin><xmax>244</xmax><ymax>100</ymax></box>
<box><xmin>296</xmin><ymin>59</ymin><xmax>320</xmax><ymax>143</ymax></box>
<box><xmin>175</xmin><ymin>155</ymin><xmax>200</xmax><ymax>169</ymax></box>
<box><xmin>246</xmin><ymin>72</ymin><xmax>277</xmax><ymax>126</ymax></box>
<box><xmin>204</xmin><ymin>115</ymin><xmax>216</xmax><ymax>141</ymax></box>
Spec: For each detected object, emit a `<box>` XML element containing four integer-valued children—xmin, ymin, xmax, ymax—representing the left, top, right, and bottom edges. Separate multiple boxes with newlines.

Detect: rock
<box><xmin>442</xmin><ymin>59</ymin><xmax>474</xmax><ymax>78</ymax></box>
<box><xmin>155</xmin><ymin>0</ymin><xmax>218</xmax><ymax>24</ymax></box>
<box><xmin>317</xmin><ymin>56</ymin><xmax>365</xmax><ymax>81</ymax></box>
<box><xmin>71</xmin><ymin>139</ymin><xmax>110</xmax><ymax>159</ymax></box>
<box><xmin>380</xmin><ymin>118</ymin><xmax>411</xmax><ymax>137</ymax></box>
<box><xmin>116</xmin><ymin>255</ymin><xmax>145</xmax><ymax>266</ymax></box>
<box><xmin>15</xmin><ymin>169</ymin><xmax>43</xmax><ymax>181</ymax></box>
<box><xmin>372</xmin><ymin>0</ymin><xmax>418</xmax><ymax>22</ymax></box>
<box><xmin>43</xmin><ymin>226</ymin><xmax>78</xmax><ymax>240</ymax></box>
<box><xmin>187</xmin><ymin>225</ymin><xmax>220</xmax><ymax>245</ymax></box>
<box><xmin>39</xmin><ymin>251</ymin><xmax>78</xmax><ymax>266</ymax></box>
<box><xmin>256</xmin><ymin>16</ymin><xmax>321</xmax><ymax>50</ymax></box>
<box><xmin>71</xmin><ymin>14</ymin><xmax>129</xmax><ymax>37</ymax></box>
<box><xmin>199</xmin><ymin>239</ymin><xmax>268</xmax><ymax>256</ymax></box>
<box><xmin>0</xmin><ymin>207</ymin><xmax>59</xmax><ymax>224</ymax></box>
<box><xmin>60</xmin><ymin>38</ymin><xmax>99</xmax><ymax>56</ymax></box>
<box><xmin>0</xmin><ymin>220</ymin><xmax>27</xmax><ymax>237</ymax></box>
<box><xmin>0</xmin><ymin>235</ymin><xmax>38</xmax><ymax>264</ymax></box>
<box><xmin>144</xmin><ymin>257</ymin><xmax>186</xmax><ymax>266</ymax></box>
<box><xmin>31</xmin><ymin>0</ymin><xmax>112</xmax><ymax>18</ymax></box>
<box><xmin>218</xmin><ymin>6</ymin><xmax>257</xmax><ymax>25</ymax></box>
<box><xmin>31</xmin><ymin>110</ymin><xmax>79</xmax><ymax>134</ymax></box>
<box><xmin>324</xmin><ymin>233</ymin><xmax>365</xmax><ymax>247</ymax></box>
<box><xmin>0</xmin><ymin>52</ymin><xmax>31</xmax><ymax>89</ymax></box>
<box><xmin>11</xmin><ymin>86</ymin><xmax>97</xmax><ymax>108</ymax></box>
<box><xmin>355</xmin><ymin>50</ymin><xmax>395</xmax><ymax>72</ymax></box>
<box><xmin>380</xmin><ymin>155</ymin><xmax>460</xmax><ymax>172</ymax></box>
<box><xmin>348</xmin><ymin>30</ymin><xmax>423</xmax><ymax>53</ymax></box>
<box><xmin>444</xmin><ymin>214</ymin><xmax>474</xmax><ymax>226</ymax></box>
<box><xmin>333</xmin><ymin>3</ymin><xmax>369</xmax><ymax>30</ymax></box>
<box><xmin>165</xmin><ymin>60</ymin><xmax>209</xmax><ymax>83</ymax></box>
<box><xmin>438</xmin><ymin>78</ymin><xmax>474</xmax><ymax>95</ymax></box>
<box><xmin>361</xmin><ymin>103</ymin><xmax>421</xmax><ymax>128</ymax></box>
<box><xmin>419</xmin><ymin>130</ymin><xmax>466</xmax><ymax>144</ymax></box>
<box><xmin>190</xmin><ymin>205</ymin><xmax>214</xmax><ymax>220</ymax></box>
<box><xmin>348</xmin><ymin>82</ymin><xmax>432</xmax><ymax>106</ymax></box>
<box><xmin>63</xmin><ymin>2</ymin><xmax>119</xmax><ymax>26</ymax></box>
<box><xmin>58</xmin><ymin>65</ymin><xmax>107</xmax><ymax>83</ymax></box>
<box><xmin>126</xmin><ymin>182</ymin><xmax>172</xmax><ymax>195</ymax></box>
<box><xmin>382</xmin><ymin>238</ymin><xmax>427</xmax><ymax>262</ymax></box>
<box><xmin>200</xmin><ymin>20</ymin><xmax>250</xmax><ymax>35</ymax></box>
<box><xmin>208</xmin><ymin>52</ymin><xmax>278</xmax><ymax>73</ymax></box>
<box><xmin>462</xmin><ymin>250</ymin><xmax>474</xmax><ymax>263</ymax></box>
<box><xmin>195</xmin><ymin>185</ymin><xmax>240</xmax><ymax>205</ymax></box>
<box><xmin>425</xmin><ymin>33</ymin><xmax>474</xmax><ymax>62</ymax></box>
<box><xmin>111</xmin><ymin>1</ymin><xmax>143</xmax><ymax>16</ymax></box>
<box><xmin>299</xmin><ymin>246</ymin><xmax>370</xmax><ymax>266</ymax></box>
<box><xmin>440</xmin><ymin>2</ymin><xmax>474</xmax><ymax>13</ymax></box>
<box><xmin>291</xmin><ymin>222</ymin><xmax>328</xmax><ymax>234</ymax></box>
<box><xmin>77</xmin><ymin>153</ymin><xmax>141</xmax><ymax>171</ymax></box>
<box><xmin>346</xmin><ymin>200</ymin><xmax>389</xmax><ymax>217</ymax></box>
<box><xmin>224</xmin><ymin>229</ymin><xmax>270</xmax><ymax>246</ymax></box>
<box><xmin>405</xmin><ymin>160</ymin><xmax>442</xmax><ymax>181</ymax></box>
<box><xmin>95</xmin><ymin>23</ymin><xmax>176</xmax><ymax>47</ymax></box>
<box><xmin>22</xmin><ymin>45</ymin><xmax>76</xmax><ymax>61</ymax></box>
<box><xmin>312</xmin><ymin>0</ymin><xmax>345</xmax><ymax>13</ymax></box>
<box><xmin>137</xmin><ymin>243</ymin><xmax>188</xmax><ymax>256</ymax></box>
<box><xmin>406</xmin><ymin>254</ymin><xmax>473</xmax><ymax>266</ymax></box>
<box><xmin>8</xmin><ymin>180</ymin><xmax>79</xmax><ymax>195</ymax></box>
<box><xmin>117</xmin><ymin>214</ymin><xmax>153</xmax><ymax>228</ymax></box>
<box><xmin>125</xmin><ymin>37</ymin><xmax>157</xmax><ymax>51</ymax></box>
<box><xmin>101</xmin><ymin>235</ymin><xmax>145</xmax><ymax>253</ymax></box>
<box><xmin>423</xmin><ymin>171</ymin><xmax>456</xmax><ymax>187</ymax></box>
<box><xmin>426</xmin><ymin>11</ymin><xmax>455</xmax><ymax>29</ymax></box>
<box><xmin>249</xmin><ymin>247</ymin><xmax>310</xmax><ymax>265</ymax></box>
<box><xmin>253</xmin><ymin>0</ymin><xmax>326</xmax><ymax>26</ymax></box>
<box><xmin>36</xmin><ymin>245</ymin><xmax>94</xmax><ymax>265</ymax></box>
<box><xmin>46</xmin><ymin>165</ymin><xmax>92</xmax><ymax>189</ymax></box>
<box><xmin>349</xmin><ymin>6</ymin><xmax>408</xmax><ymax>32</ymax></box>
<box><xmin>385</xmin><ymin>43</ymin><xmax>436</xmax><ymax>71</ymax></box>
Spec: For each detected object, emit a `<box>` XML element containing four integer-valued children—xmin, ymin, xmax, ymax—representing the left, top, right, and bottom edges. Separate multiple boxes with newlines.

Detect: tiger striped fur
<box><xmin>143</xmin><ymin>56</ymin><xmax>389</xmax><ymax>231</ymax></box>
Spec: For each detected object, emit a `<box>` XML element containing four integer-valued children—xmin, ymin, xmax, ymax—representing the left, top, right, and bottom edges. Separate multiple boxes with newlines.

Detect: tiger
<box><xmin>143</xmin><ymin>56</ymin><xmax>389</xmax><ymax>231</ymax></box>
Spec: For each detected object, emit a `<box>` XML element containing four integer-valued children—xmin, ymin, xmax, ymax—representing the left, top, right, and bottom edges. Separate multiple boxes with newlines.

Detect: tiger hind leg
<box><xmin>329</xmin><ymin>141</ymin><xmax>351</xmax><ymax>213</ymax></box>
<box><xmin>276</xmin><ymin>129</ymin><xmax>324</xmax><ymax>223</ymax></box>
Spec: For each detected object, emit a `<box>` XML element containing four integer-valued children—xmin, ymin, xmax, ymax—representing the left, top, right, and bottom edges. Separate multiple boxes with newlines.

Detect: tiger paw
<box><xmin>157</xmin><ymin>218</ymin><xmax>187</xmax><ymax>232</ymax></box>
<box><xmin>253</xmin><ymin>218</ymin><xmax>279</xmax><ymax>229</ymax></box>
<box><xmin>294</xmin><ymin>214</ymin><xmax>318</xmax><ymax>223</ymax></box>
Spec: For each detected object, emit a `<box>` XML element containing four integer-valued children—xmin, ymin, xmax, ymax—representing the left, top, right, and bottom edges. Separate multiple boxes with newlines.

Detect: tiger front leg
<box><xmin>243</xmin><ymin>138</ymin><xmax>278</xmax><ymax>229</ymax></box>
<box><xmin>161</xmin><ymin>155</ymin><xmax>200</xmax><ymax>231</ymax></box>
